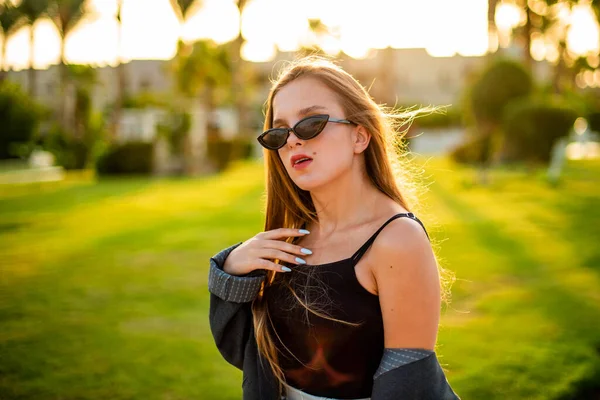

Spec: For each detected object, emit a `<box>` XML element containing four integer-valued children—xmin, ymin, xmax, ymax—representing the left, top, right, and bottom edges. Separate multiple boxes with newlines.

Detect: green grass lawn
<box><xmin>0</xmin><ymin>157</ymin><xmax>598</xmax><ymax>400</ymax></box>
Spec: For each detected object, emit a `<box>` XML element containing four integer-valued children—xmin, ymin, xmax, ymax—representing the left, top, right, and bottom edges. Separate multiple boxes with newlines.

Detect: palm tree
<box><xmin>487</xmin><ymin>0</ymin><xmax>502</xmax><ymax>63</ymax></box>
<box><xmin>47</xmin><ymin>0</ymin><xmax>87</xmax><ymax>129</ymax></box>
<box><xmin>231</xmin><ymin>0</ymin><xmax>251</xmax><ymax>138</ymax></box>
<box><xmin>173</xmin><ymin>39</ymin><xmax>232</xmax><ymax>173</ymax></box>
<box><xmin>67</xmin><ymin>63</ymin><xmax>96</xmax><ymax>141</ymax></box>
<box><xmin>18</xmin><ymin>0</ymin><xmax>50</xmax><ymax>97</ymax></box>
<box><xmin>0</xmin><ymin>3</ymin><xmax>24</xmax><ymax>81</ymax></box>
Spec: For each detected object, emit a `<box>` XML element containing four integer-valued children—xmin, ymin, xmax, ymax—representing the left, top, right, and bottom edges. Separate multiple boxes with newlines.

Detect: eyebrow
<box><xmin>273</xmin><ymin>105</ymin><xmax>328</xmax><ymax>126</ymax></box>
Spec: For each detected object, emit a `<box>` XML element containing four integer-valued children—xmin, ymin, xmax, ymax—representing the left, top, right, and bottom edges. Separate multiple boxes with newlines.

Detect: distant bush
<box><xmin>42</xmin><ymin>112</ymin><xmax>107</xmax><ymax>170</ymax></box>
<box><xmin>587</xmin><ymin>112</ymin><xmax>600</xmax><ymax>133</ymax></box>
<box><xmin>502</xmin><ymin>99</ymin><xmax>578</xmax><ymax>163</ymax></box>
<box><xmin>96</xmin><ymin>141</ymin><xmax>154</xmax><ymax>175</ymax></box>
<box><xmin>0</xmin><ymin>81</ymin><xmax>43</xmax><ymax>160</ymax></box>
<box><xmin>449</xmin><ymin>133</ymin><xmax>497</xmax><ymax>165</ymax></box>
<box><xmin>207</xmin><ymin>136</ymin><xmax>254</xmax><ymax>171</ymax></box>
<box><xmin>42</xmin><ymin>125</ymin><xmax>89</xmax><ymax>169</ymax></box>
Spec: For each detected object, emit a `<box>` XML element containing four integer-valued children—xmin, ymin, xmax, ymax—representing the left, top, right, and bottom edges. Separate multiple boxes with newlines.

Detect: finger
<box><xmin>262</xmin><ymin>239</ymin><xmax>312</xmax><ymax>257</ymax></box>
<box><xmin>256</xmin><ymin>258</ymin><xmax>294</xmax><ymax>273</ymax></box>
<box><xmin>259</xmin><ymin>228</ymin><xmax>310</xmax><ymax>241</ymax></box>
<box><xmin>264</xmin><ymin>248</ymin><xmax>307</xmax><ymax>266</ymax></box>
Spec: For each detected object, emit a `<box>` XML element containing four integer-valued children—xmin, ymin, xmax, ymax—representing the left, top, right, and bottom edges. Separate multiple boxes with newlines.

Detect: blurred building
<box><xmin>259</xmin><ymin>48</ymin><xmax>488</xmax><ymax>107</ymax></box>
<box><xmin>5</xmin><ymin>49</ymin><xmax>490</xmax><ymax>110</ymax></box>
<box><xmin>6</xmin><ymin>59</ymin><xmax>172</xmax><ymax>113</ymax></box>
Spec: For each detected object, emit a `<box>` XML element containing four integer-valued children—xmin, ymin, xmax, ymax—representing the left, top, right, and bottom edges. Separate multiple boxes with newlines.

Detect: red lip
<box><xmin>290</xmin><ymin>153</ymin><xmax>313</xmax><ymax>167</ymax></box>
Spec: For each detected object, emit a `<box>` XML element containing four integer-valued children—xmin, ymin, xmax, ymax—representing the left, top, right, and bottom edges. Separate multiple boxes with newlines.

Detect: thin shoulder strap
<box><xmin>350</xmin><ymin>212</ymin><xmax>430</xmax><ymax>263</ymax></box>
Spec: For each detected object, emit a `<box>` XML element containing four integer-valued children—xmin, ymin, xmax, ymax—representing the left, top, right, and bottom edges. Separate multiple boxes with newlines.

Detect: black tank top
<box><xmin>265</xmin><ymin>212</ymin><xmax>430</xmax><ymax>398</ymax></box>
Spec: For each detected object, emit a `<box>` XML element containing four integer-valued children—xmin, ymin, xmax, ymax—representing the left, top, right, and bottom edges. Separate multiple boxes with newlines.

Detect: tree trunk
<box><xmin>111</xmin><ymin>0</ymin><xmax>125</xmax><ymax>143</ymax></box>
<box><xmin>552</xmin><ymin>40</ymin><xmax>567</xmax><ymax>94</ymax></box>
<box><xmin>0</xmin><ymin>42</ymin><xmax>7</xmax><ymax>82</ymax></box>
<box><xmin>522</xmin><ymin>8</ymin><xmax>534</xmax><ymax>73</ymax></box>
<box><xmin>487</xmin><ymin>0</ymin><xmax>498</xmax><ymax>57</ymax></box>
<box><xmin>59</xmin><ymin>37</ymin><xmax>68</xmax><ymax>130</ymax></box>
<box><xmin>111</xmin><ymin>62</ymin><xmax>125</xmax><ymax>142</ymax></box>
<box><xmin>233</xmin><ymin>0</ymin><xmax>249</xmax><ymax>139</ymax></box>
<box><xmin>28</xmin><ymin>24</ymin><xmax>37</xmax><ymax>98</ymax></box>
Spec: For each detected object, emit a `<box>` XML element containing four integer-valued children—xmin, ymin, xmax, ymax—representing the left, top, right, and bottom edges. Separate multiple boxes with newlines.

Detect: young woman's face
<box><xmin>273</xmin><ymin>76</ymin><xmax>358</xmax><ymax>191</ymax></box>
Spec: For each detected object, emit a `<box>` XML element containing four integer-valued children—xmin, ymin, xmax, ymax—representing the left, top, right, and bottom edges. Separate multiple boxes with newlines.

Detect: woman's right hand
<box><xmin>222</xmin><ymin>228</ymin><xmax>312</xmax><ymax>276</ymax></box>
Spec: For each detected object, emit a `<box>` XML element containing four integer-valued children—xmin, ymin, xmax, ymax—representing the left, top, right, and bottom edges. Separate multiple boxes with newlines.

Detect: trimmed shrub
<box><xmin>0</xmin><ymin>81</ymin><xmax>42</xmax><ymax>159</ymax></box>
<box><xmin>502</xmin><ymin>99</ymin><xmax>578</xmax><ymax>163</ymax></box>
<box><xmin>469</xmin><ymin>59</ymin><xmax>533</xmax><ymax>125</ymax></box>
<box><xmin>96</xmin><ymin>141</ymin><xmax>154</xmax><ymax>175</ymax></box>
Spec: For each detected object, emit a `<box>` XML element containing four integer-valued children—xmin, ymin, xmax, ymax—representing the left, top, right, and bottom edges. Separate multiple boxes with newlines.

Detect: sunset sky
<box><xmin>2</xmin><ymin>0</ymin><xmax>599</xmax><ymax>70</ymax></box>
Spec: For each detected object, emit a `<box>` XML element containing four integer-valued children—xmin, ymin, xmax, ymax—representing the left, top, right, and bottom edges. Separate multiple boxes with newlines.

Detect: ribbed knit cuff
<box><xmin>373</xmin><ymin>348</ymin><xmax>434</xmax><ymax>380</ymax></box>
<box><xmin>208</xmin><ymin>242</ymin><xmax>266</xmax><ymax>303</ymax></box>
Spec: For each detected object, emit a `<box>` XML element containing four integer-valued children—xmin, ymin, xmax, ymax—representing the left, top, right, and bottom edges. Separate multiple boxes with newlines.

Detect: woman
<box><xmin>208</xmin><ymin>57</ymin><xmax>459</xmax><ymax>400</ymax></box>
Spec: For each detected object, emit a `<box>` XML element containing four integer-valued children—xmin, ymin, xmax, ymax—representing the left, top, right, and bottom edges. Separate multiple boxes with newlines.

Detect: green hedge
<box><xmin>207</xmin><ymin>137</ymin><xmax>254</xmax><ymax>171</ymax></box>
<box><xmin>96</xmin><ymin>141</ymin><xmax>154</xmax><ymax>176</ymax></box>
<box><xmin>502</xmin><ymin>99</ymin><xmax>578</xmax><ymax>163</ymax></box>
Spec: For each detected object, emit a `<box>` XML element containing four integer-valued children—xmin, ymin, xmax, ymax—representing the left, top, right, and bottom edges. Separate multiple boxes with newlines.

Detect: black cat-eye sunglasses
<box><xmin>257</xmin><ymin>114</ymin><xmax>357</xmax><ymax>150</ymax></box>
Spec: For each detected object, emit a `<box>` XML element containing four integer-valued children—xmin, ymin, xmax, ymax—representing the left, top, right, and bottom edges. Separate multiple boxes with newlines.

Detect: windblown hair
<box><xmin>250</xmin><ymin>56</ymin><xmax>454</xmax><ymax>396</ymax></box>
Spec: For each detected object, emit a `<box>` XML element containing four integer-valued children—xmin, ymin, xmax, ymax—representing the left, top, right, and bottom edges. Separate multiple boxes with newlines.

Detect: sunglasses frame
<box><xmin>257</xmin><ymin>114</ymin><xmax>357</xmax><ymax>150</ymax></box>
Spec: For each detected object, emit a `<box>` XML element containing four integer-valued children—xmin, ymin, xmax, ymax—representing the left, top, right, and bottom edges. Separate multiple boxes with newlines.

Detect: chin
<box><xmin>292</xmin><ymin>174</ymin><xmax>331</xmax><ymax>192</ymax></box>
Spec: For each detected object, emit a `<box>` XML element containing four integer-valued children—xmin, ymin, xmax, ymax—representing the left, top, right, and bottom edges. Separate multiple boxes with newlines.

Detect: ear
<box><xmin>353</xmin><ymin>125</ymin><xmax>371</xmax><ymax>154</ymax></box>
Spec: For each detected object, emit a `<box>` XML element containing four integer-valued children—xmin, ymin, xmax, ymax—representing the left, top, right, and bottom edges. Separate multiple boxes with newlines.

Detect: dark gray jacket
<box><xmin>208</xmin><ymin>242</ymin><xmax>460</xmax><ymax>400</ymax></box>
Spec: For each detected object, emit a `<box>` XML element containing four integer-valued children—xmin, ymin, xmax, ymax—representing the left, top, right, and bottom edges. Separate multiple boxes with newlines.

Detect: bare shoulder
<box><xmin>373</xmin><ymin>214</ymin><xmax>431</xmax><ymax>259</ymax></box>
<box><xmin>368</xmin><ymin>214</ymin><xmax>438</xmax><ymax>291</ymax></box>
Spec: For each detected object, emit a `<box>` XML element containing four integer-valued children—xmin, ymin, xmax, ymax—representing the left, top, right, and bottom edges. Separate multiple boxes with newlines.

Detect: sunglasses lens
<box><xmin>261</xmin><ymin>129</ymin><xmax>288</xmax><ymax>149</ymax></box>
<box><xmin>295</xmin><ymin>116</ymin><xmax>328</xmax><ymax>139</ymax></box>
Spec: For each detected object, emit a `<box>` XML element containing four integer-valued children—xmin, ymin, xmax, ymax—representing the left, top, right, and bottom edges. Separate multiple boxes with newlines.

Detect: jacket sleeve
<box><xmin>208</xmin><ymin>242</ymin><xmax>266</xmax><ymax>370</ymax></box>
<box><xmin>371</xmin><ymin>349</ymin><xmax>460</xmax><ymax>400</ymax></box>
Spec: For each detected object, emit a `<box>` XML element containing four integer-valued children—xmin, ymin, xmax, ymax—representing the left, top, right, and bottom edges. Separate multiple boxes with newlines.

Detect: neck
<box><xmin>307</xmin><ymin>159</ymin><xmax>389</xmax><ymax>237</ymax></box>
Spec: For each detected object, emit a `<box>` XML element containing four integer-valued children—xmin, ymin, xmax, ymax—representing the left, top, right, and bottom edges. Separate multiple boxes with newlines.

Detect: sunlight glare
<box><xmin>567</xmin><ymin>3</ymin><xmax>600</xmax><ymax>55</ymax></box>
<box><xmin>495</xmin><ymin>2</ymin><xmax>523</xmax><ymax>32</ymax></box>
<box><xmin>241</xmin><ymin>40</ymin><xmax>276</xmax><ymax>62</ymax></box>
<box><xmin>1</xmin><ymin>0</ymin><xmax>597</xmax><ymax>68</ymax></box>
<box><xmin>66</xmin><ymin>14</ymin><xmax>119</xmax><ymax>66</ymax></box>
<box><xmin>425</xmin><ymin>0</ymin><xmax>457</xmax><ymax>57</ymax></box>
<box><xmin>182</xmin><ymin>0</ymin><xmax>239</xmax><ymax>44</ymax></box>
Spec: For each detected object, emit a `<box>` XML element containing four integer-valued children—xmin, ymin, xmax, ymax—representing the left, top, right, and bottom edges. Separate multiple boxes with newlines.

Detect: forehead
<box><xmin>272</xmin><ymin>77</ymin><xmax>342</xmax><ymax>121</ymax></box>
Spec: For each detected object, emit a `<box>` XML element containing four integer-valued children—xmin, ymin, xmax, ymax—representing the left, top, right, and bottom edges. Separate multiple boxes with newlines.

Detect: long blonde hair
<box><xmin>251</xmin><ymin>56</ymin><xmax>452</xmax><ymax>396</ymax></box>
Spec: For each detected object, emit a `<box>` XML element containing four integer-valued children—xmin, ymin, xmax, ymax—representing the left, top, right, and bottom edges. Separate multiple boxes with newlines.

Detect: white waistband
<box><xmin>283</xmin><ymin>383</ymin><xmax>370</xmax><ymax>400</ymax></box>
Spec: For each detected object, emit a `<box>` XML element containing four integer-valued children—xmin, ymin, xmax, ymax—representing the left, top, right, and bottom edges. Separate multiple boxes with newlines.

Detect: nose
<box><xmin>285</xmin><ymin>129</ymin><xmax>303</xmax><ymax>148</ymax></box>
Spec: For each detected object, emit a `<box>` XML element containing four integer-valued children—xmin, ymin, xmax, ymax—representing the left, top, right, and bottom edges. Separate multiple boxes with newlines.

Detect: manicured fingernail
<box><xmin>300</xmin><ymin>248</ymin><xmax>312</xmax><ymax>255</ymax></box>
<box><xmin>295</xmin><ymin>257</ymin><xmax>306</xmax><ymax>264</ymax></box>
<box><xmin>299</xmin><ymin>229</ymin><xmax>310</xmax><ymax>234</ymax></box>
<box><xmin>281</xmin><ymin>266</ymin><xmax>292</xmax><ymax>272</ymax></box>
